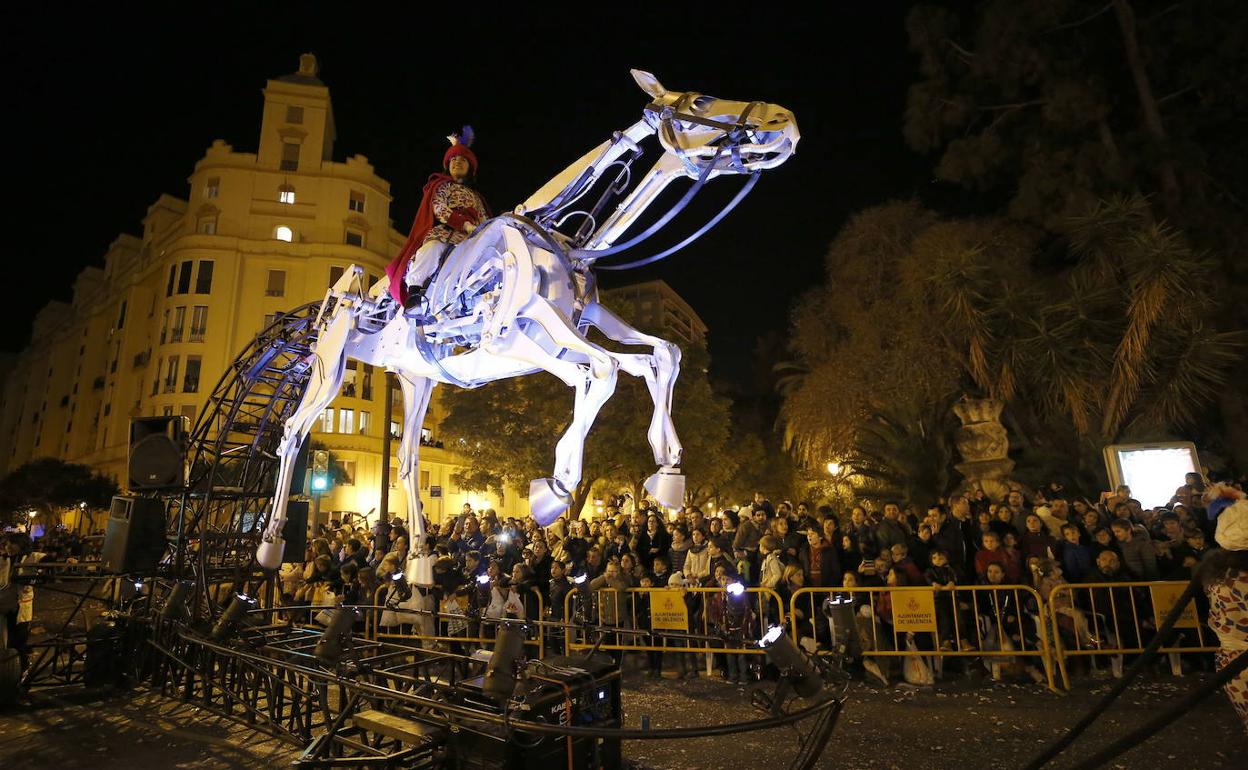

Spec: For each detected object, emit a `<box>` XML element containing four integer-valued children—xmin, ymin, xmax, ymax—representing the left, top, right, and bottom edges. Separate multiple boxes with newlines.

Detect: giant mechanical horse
<box><xmin>258</xmin><ymin>71</ymin><xmax>798</xmax><ymax>568</ymax></box>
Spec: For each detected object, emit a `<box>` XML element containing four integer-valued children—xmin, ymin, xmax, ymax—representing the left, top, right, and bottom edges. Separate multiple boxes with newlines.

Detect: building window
<box><xmin>190</xmin><ymin>306</ymin><xmax>207</xmax><ymax>341</ymax></box>
<box><xmin>344</xmin><ymin>230</ymin><xmax>364</xmax><ymax>248</ymax></box>
<box><xmin>317</xmin><ymin>407</ymin><xmax>335</xmax><ymax>433</ymax></box>
<box><xmin>420</xmin><ymin>470</ymin><xmax>430</xmax><ymax>491</ymax></box>
<box><xmin>116</xmin><ymin>300</ymin><xmax>127</xmax><ymax>330</ymax></box>
<box><xmin>198</xmin><ymin>217</ymin><xmax>217</xmax><ymax>234</ymax></box>
<box><xmin>184</xmin><ymin>356</ymin><xmax>201</xmax><ymax>393</ymax></box>
<box><xmin>348</xmin><ymin>190</ymin><xmax>366</xmax><ymax>213</ymax></box>
<box><xmin>280</xmin><ymin>141</ymin><xmax>300</xmax><ymax>172</ymax></box>
<box><xmin>421</xmin><ymin>427</ymin><xmax>432</xmax><ymax>444</ymax></box>
<box><xmin>358</xmin><ymin>410</ymin><xmax>370</xmax><ymax>436</ymax></box>
<box><xmin>152</xmin><ymin>359</ymin><xmax>162</xmax><ymax>396</ymax></box>
<box><xmin>162</xmin><ymin>406</ymin><xmax>174</xmax><ymax>417</ymax></box>
<box><xmin>180</xmin><ymin>404</ymin><xmax>196</xmax><ymax>424</ymax></box>
<box><xmin>266</xmin><ymin>270</ymin><xmax>286</xmax><ymax>297</ymax></box>
<box><xmin>275</xmin><ymin>225</ymin><xmax>293</xmax><ymax>242</ymax></box>
<box><xmin>177</xmin><ymin>261</ymin><xmax>193</xmax><ymax>294</ymax></box>
<box><xmin>329</xmin><ymin>266</ymin><xmax>345</xmax><ymax>285</ymax></box>
<box><xmin>166</xmin><ymin>265</ymin><xmax>177</xmax><ymax>297</ymax></box>
<box><xmin>286</xmin><ymin>105</ymin><xmax>304</xmax><ymax>124</ymax></box>
<box><xmin>164</xmin><ymin>356</ymin><xmax>180</xmax><ymax>394</ymax></box>
<box><xmin>335</xmin><ymin>460</ymin><xmax>356</xmax><ymax>486</ymax></box>
<box><xmin>389</xmin><ymin>420</ymin><xmax>400</xmax><ymax>438</ymax></box>
<box><xmin>160</xmin><ymin>309</ymin><xmax>170</xmax><ymax>344</ymax></box>
<box><xmin>205</xmin><ymin>177</ymin><xmax>219</xmax><ymax>199</ymax></box>
<box><xmin>196</xmin><ymin>261</ymin><xmax>214</xmax><ymax>294</ymax></box>
<box><xmin>170</xmin><ymin>307</ymin><xmax>185</xmax><ymax>343</ymax></box>
<box><xmin>362</xmin><ymin>365</ymin><xmax>373</xmax><ymax>400</ymax></box>
<box><xmin>338</xmin><ymin>408</ymin><xmax>354</xmax><ymax>435</ymax></box>
<box><xmin>279</xmin><ymin>185</ymin><xmax>296</xmax><ymax>204</ymax></box>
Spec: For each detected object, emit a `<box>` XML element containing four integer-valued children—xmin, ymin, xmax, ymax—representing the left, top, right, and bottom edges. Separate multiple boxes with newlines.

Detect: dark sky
<box><xmin>1</xmin><ymin>5</ymin><xmax>929</xmax><ymax>386</ymax></box>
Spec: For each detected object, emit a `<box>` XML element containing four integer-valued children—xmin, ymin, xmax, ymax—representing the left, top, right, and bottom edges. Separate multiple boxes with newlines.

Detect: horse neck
<box><xmin>519</xmin><ymin>118</ymin><xmax>689</xmax><ymax>254</ymax></box>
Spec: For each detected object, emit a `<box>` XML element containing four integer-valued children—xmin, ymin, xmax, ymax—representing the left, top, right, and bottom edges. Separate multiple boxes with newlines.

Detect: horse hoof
<box><xmin>256</xmin><ymin>537</ymin><xmax>286</xmax><ymax>570</ymax></box>
<box><xmin>529</xmin><ymin>478</ymin><xmax>573</xmax><ymax>526</ymax></box>
<box><xmin>644</xmin><ymin>467</ymin><xmax>685</xmax><ymax>509</ymax></box>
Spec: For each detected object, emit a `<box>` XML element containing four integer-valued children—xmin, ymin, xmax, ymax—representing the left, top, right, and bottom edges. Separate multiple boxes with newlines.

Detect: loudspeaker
<box><xmin>282</xmin><ymin>500</ymin><xmax>309</xmax><ymax>561</ymax></box>
<box><xmin>128</xmin><ymin>416</ymin><xmax>189</xmax><ymax>490</ymax></box>
<box><xmin>101</xmin><ymin>496</ymin><xmax>168</xmax><ymax>574</ymax></box>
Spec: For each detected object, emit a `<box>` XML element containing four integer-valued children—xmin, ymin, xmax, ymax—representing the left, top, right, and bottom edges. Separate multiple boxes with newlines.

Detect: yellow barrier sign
<box><xmin>892</xmin><ymin>588</ymin><xmax>937</xmax><ymax>632</ymax></box>
<box><xmin>1150</xmin><ymin>583</ymin><xmax>1198</xmax><ymax>629</ymax></box>
<box><xmin>650</xmin><ymin>589</ymin><xmax>690</xmax><ymax>631</ymax></box>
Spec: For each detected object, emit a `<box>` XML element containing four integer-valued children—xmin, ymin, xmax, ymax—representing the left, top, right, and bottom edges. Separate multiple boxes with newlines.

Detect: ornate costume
<box><xmin>385</xmin><ymin>128</ymin><xmax>490</xmax><ymax>305</ymax></box>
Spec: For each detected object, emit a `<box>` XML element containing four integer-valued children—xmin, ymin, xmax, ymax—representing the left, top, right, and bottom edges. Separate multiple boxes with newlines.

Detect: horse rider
<box><xmin>384</xmin><ymin>127</ymin><xmax>491</xmax><ymax>320</ymax></box>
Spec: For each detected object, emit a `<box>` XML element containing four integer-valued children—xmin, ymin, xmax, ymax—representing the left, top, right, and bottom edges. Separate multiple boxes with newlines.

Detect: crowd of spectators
<box><xmin>277</xmin><ymin>470</ymin><xmax>1245</xmax><ymax>689</ymax></box>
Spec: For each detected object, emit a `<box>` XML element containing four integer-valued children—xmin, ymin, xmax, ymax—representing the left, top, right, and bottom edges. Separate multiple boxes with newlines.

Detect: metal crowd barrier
<box><xmin>362</xmin><ymin>583</ymin><xmax>546</xmax><ymax>657</ymax></box>
<box><xmin>1044</xmin><ymin>580</ymin><xmax>1217</xmax><ymax>690</ymax></box>
<box><xmin>561</xmin><ymin>586</ymin><xmax>786</xmax><ymax>656</ymax></box>
<box><xmin>789</xmin><ymin>585</ymin><xmax>1059</xmax><ymax>692</ymax></box>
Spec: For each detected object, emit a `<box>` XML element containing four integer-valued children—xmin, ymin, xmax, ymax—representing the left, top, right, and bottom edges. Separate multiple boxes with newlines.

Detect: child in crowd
<box><xmin>974</xmin><ymin>532</ymin><xmax>1020</xmax><ymax>582</ymax></box>
<box><xmin>759</xmin><ymin>536</ymin><xmax>785</xmax><ymax>591</ymax></box>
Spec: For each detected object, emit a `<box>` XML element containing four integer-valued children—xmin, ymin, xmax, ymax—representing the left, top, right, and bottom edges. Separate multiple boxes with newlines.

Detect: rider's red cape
<box><xmin>385</xmin><ymin>173</ymin><xmax>453</xmax><ymax>304</ymax></box>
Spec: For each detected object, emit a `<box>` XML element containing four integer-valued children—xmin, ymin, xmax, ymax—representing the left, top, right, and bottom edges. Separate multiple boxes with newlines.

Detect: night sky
<box><xmin>1</xmin><ymin>5</ymin><xmax>930</xmax><ymax>387</ymax></box>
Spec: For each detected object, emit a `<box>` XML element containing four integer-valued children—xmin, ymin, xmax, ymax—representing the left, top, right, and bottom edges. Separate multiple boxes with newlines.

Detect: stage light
<box><xmin>211</xmin><ymin>593</ymin><xmax>257</xmax><ymax>641</ymax></box>
<box><xmin>314</xmin><ymin>607</ymin><xmax>360</xmax><ymax>665</ymax></box>
<box><xmin>726</xmin><ymin>581</ymin><xmax>746</xmax><ymax>597</ymax></box>
<box><xmin>572</xmin><ymin>573</ymin><xmax>587</xmax><ymax>585</ymax></box>
<box><xmin>757</xmin><ymin>625</ymin><xmax>823</xmax><ymax>699</ymax></box>
<box><xmin>483</xmin><ymin>623</ymin><xmax>527</xmax><ymax>704</ymax></box>
<box><xmin>161</xmin><ymin>581</ymin><xmax>191</xmax><ymax>620</ymax></box>
<box><xmin>477</xmin><ymin>574</ymin><xmax>491</xmax><ymax>585</ymax></box>
<box><xmin>498</xmin><ymin>532</ymin><xmax>511</xmax><ymax>543</ymax></box>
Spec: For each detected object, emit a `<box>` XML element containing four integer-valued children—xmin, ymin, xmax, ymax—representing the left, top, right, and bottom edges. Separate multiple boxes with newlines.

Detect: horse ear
<box><xmin>630</xmin><ymin>69</ymin><xmax>667</xmax><ymax>99</ymax></box>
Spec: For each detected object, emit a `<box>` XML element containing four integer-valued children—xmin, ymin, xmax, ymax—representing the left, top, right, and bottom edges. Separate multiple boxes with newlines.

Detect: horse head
<box><xmin>630</xmin><ymin>69</ymin><xmax>799</xmax><ymax>176</ymax></box>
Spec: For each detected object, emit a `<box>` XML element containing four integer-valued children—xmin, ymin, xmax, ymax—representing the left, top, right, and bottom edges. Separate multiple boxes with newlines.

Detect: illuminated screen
<box><xmin>1113</xmin><ymin>447</ymin><xmax>1197</xmax><ymax>509</ymax></box>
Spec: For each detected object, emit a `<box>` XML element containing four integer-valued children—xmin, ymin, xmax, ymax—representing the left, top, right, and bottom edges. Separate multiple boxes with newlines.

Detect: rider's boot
<box><xmin>403</xmin><ymin>286</ymin><xmax>435</xmax><ymax>324</ymax></box>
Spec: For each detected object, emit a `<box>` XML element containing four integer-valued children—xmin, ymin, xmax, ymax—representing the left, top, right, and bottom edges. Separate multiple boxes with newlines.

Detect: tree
<box><xmin>780</xmin><ymin>196</ymin><xmax>1244</xmax><ymax>502</ymax></box>
<box><xmin>439</xmin><ymin>299</ymin><xmax>733</xmax><ymax>517</ymax></box>
<box><xmin>0</xmin><ymin>458</ymin><xmax>118</xmax><ymax>526</ymax></box>
<box><xmin>904</xmin><ymin>0</ymin><xmax>1248</xmax><ymax>468</ymax></box>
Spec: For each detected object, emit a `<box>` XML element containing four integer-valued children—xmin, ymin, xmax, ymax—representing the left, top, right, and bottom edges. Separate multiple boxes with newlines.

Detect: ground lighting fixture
<box><xmin>757</xmin><ymin>625</ymin><xmax>823</xmax><ymax>699</ymax></box>
<box><xmin>314</xmin><ymin>607</ymin><xmax>360</xmax><ymax>665</ymax></box>
<box><xmin>727</xmin><ymin>581</ymin><xmax>746</xmax><ymax>596</ymax></box>
<box><xmin>483</xmin><ymin>622</ymin><xmax>526</xmax><ymax>704</ymax></box>
<box><xmin>161</xmin><ymin>581</ymin><xmax>191</xmax><ymax>621</ymax></box>
<box><xmin>211</xmin><ymin>593</ymin><xmax>257</xmax><ymax>641</ymax></box>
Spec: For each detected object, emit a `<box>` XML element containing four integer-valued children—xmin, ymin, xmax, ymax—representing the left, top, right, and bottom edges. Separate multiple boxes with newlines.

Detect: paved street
<box><xmin>2</xmin><ymin>668</ymin><xmax>1243</xmax><ymax>769</ymax></box>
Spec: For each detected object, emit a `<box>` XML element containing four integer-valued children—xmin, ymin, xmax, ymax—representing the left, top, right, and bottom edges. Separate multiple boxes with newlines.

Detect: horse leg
<box><xmin>492</xmin><ymin>302</ymin><xmax>619</xmax><ymax>525</ymax></box>
<box><xmin>257</xmin><ymin>308</ymin><xmax>354</xmax><ymax>569</ymax></box>
<box><xmin>393</xmin><ymin>371</ymin><xmax>436</xmax><ymax>542</ymax></box>
<box><xmin>578</xmin><ymin>300</ymin><xmax>685</xmax><ymax>507</ymax></box>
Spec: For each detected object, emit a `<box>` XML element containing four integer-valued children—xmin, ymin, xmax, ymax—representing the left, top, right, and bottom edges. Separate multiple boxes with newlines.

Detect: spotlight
<box><xmin>726</xmin><ymin>581</ymin><xmax>746</xmax><ymax>597</ymax></box>
<box><xmin>572</xmin><ymin>573</ymin><xmax>587</xmax><ymax>585</ymax></box>
<box><xmin>757</xmin><ymin>625</ymin><xmax>823</xmax><ymax>699</ymax></box>
<box><xmin>211</xmin><ymin>594</ymin><xmax>257</xmax><ymax>641</ymax></box>
<box><xmin>483</xmin><ymin>622</ymin><xmax>527</xmax><ymax>705</ymax></box>
<box><xmin>161</xmin><ymin>582</ymin><xmax>191</xmax><ymax>621</ymax></box>
<box><xmin>314</xmin><ymin>607</ymin><xmax>361</xmax><ymax>665</ymax></box>
<box><xmin>477</xmin><ymin>573</ymin><xmax>491</xmax><ymax>585</ymax></box>
<box><xmin>498</xmin><ymin>532</ymin><xmax>511</xmax><ymax>544</ymax></box>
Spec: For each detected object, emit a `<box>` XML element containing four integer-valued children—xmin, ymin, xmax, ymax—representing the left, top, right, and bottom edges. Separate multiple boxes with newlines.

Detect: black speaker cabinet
<box><xmin>282</xmin><ymin>500</ymin><xmax>309</xmax><ymax>561</ymax></box>
<box><xmin>101</xmin><ymin>496</ymin><xmax>168</xmax><ymax>574</ymax></box>
<box><xmin>128</xmin><ymin>416</ymin><xmax>189</xmax><ymax>490</ymax></box>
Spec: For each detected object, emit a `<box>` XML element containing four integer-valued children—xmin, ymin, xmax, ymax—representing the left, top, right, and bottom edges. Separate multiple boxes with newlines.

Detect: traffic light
<box><xmin>311</xmin><ymin>450</ymin><xmax>331</xmax><ymax>493</ymax></box>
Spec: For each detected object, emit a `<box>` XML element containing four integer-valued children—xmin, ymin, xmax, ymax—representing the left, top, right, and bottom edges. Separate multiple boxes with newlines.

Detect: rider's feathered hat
<box><xmin>443</xmin><ymin>125</ymin><xmax>477</xmax><ymax>174</ymax></box>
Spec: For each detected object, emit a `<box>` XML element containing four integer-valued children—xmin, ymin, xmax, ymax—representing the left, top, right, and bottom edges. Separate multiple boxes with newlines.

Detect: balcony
<box><xmin>133</xmin><ymin>351</ymin><xmax>150</xmax><ymax>368</ymax></box>
<box><xmin>188</xmin><ymin>328</ymin><xmax>206</xmax><ymax>343</ymax></box>
<box><xmin>183</xmin><ymin>378</ymin><xmax>199</xmax><ymax>394</ymax></box>
<box><xmin>162</xmin><ymin>378</ymin><xmax>176</xmax><ymax>394</ymax></box>
<box><xmin>265</xmin><ymin>289</ymin><xmax>284</xmax><ymax>297</ymax></box>
<box><xmin>169</xmin><ymin>328</ymin><xmax>184</xmax><ymax>343</ymax></box>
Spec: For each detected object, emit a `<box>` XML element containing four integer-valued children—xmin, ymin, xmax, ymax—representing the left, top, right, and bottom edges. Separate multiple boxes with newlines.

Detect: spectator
<box><xmin>801</xmin><ymin>528</ymin><xmax>841</xmax><ymax>587</ymax></box>
<box><xmin>975</xmin><ymin>532</ymin><xmax>1020</xmax><ymax>582</ymax></box>
<box><xmin>759</xmin><ymin>536</ymin><xmax>785</xmax><ymax>591</ymax></box>
<box><xmin>1110</xmin><ymin>519</ymin><xmax>1159</xmax><ymax>580</ymax></box>
<box><xmin>668</xmin><ymin>524</ymin><xmax>691</xmax><ymax>575</ymax></box>
<box><xmin>889</xmin><ymin>543</ymin><xmax>923</xmax><ymax>585</ymax></box>
<box><xmin>1018</xmin><ymin>514</ymin><xmax>1058</xmax><ymax>562</ymax></box>
<box><xmin>733</xmin><ymin>507</ymin><xmax>767</xmax><ymax>579</ymax></box>
<box><xmin>849</xmin><ymin>506</ymin><xmax>877</xmax><ymax>558</ymax></box>
<box><xmin>770</xmin><ymin>516</ymin><xmax>803</xmax><ymax>564</ymax></box>
<box><xmin>684</xmin><ymin>528</ymin><xmax>711</xmax><ymax>584</ymax></box>
<box><xmin>874</xmin><ymin>503</ymin><xmax>911</xmax><ymax>553</ymax></box>
<box><xmin>1058</xmin><ymin>524</ymin><xmax>1095</xmax><ymax>583</ymax></box>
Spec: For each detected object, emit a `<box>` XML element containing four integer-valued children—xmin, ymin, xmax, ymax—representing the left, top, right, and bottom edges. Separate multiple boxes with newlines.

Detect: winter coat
<box><xmin>1116</xmin><ymin>535</ymin><xmax>1159</xmax><ymax>581</ymax></box>
<box><xmin>684</xmin><ymin>544</ymin><xmax>711</xmax><ymax>583</ymax></box>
